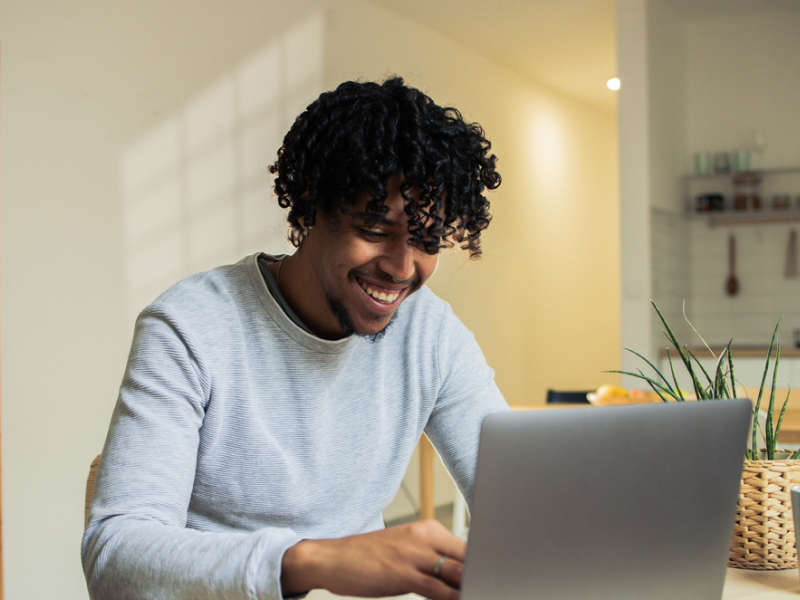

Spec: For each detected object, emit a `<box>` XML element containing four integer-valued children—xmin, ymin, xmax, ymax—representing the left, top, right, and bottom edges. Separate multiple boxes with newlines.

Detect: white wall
<box><xmin>686</xmin><ymin>11</ymin><xmax>800</xmax><ymax>171</ymax></box>
<box><xmin>0</xmin><ymin>1</ymin><xmax>619</xmax><ymax>598</ymax></box>
<box><xmin>618</xmin><ymin>0</ymin><xmax>800</xmax><ymax>386</ymax></box>
<box><xmin>680</xmin><ymin>9</ymin><xmax>800</xmax><ymax>350</ymax></box>
<box><xmin>617</xmin><ymin>0</ymin><xmax>654</xmax><ymax>387</ymax></box>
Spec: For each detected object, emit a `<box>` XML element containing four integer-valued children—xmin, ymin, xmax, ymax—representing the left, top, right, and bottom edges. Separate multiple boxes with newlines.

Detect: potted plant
<box><xmin>613</xmin><ymin>301</ymin><xmax>800</xmax><ymax>570</ymax></box>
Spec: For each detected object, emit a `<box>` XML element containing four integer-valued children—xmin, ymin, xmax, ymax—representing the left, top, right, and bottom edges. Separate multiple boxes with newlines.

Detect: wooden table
<box><xmin>722</xmin><ymin>567</ymin><xmax>800</xmax><ymax>599</ymax></box>
<box><xmin>307</xmin><ymin>568</ymin><xmax>800</xmax><ymax>599</ymax></box>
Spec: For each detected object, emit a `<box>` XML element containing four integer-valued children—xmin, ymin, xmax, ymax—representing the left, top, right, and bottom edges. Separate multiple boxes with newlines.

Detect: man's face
<box><xmin>297</xmin><ymin>172</ymin><xmax>440</xmax><ymax>340</ymax></box>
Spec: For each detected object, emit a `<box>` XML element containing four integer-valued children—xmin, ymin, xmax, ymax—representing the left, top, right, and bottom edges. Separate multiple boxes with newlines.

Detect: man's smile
<box><xmin>356</xmin><ymin>276</ymin><xmax>405</xmax><ymax>306</ymax></box>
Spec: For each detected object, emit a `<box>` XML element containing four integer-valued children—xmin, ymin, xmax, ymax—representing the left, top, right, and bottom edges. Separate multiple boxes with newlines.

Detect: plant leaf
<box><xmin>604</xmin><ymin>370</ymin><xmax>680</xmax><ymax>402</ymax></box>
<box><xmin>683</xmin><ymin>347</ymin><xmax>712</xmax><ymax>399</ymax></box>
<box><xmin>774</xmin><ymin>391</ymin><xmax>790</xmax><ymax>451</ymax></box>
<box><xmin>665</xmin><ymin>351</ymin><xmax>686</xmax><ymax>401</ymax></box>
<box><xmin>726</xmin><ymin>341</ymin><xmax>737</xmax><ymax>400</ymax></box>
<box><xmin>623</xmin><ymin>348</ymin><xmax>676</xmax><ymax>394</ymax></box>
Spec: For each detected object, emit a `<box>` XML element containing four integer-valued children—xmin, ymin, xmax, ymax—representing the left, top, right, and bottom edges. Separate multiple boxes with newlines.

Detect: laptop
<box><xmin>460</xmin><ymin>398</ymin><xmax>752</xmax><ymax>600</ymax></box>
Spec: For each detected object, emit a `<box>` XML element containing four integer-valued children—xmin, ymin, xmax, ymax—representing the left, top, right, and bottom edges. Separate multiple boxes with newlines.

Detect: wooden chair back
<box><xmin>85</xmin><ymin>454</ymin><xmax>101</xmax><ymax>528</ymax></box>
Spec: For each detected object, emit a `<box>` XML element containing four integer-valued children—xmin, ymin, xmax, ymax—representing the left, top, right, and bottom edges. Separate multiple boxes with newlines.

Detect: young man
<box><xmin>82</xmin><ymin>77</ymin><xmax>508</xmax><ymax>600</ymax></box>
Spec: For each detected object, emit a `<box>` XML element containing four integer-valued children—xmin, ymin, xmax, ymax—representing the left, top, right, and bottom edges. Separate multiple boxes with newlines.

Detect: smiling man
<box><xmin>83</xmin><ymin>77</ymin><xmax>508</xmax><ymax>600</ymax></box>
<box><xmin>274</xmin><ymin>172</ymin><xmax>439</xmax><ymax>341</ymax></box>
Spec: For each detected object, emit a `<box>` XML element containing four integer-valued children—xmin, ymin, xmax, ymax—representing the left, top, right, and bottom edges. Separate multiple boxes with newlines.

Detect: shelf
<box><xmin>697</xmin><ymin>209</ymin><xmax>800</xmax><ymax>227</ymax></box>
<box><xmin>685</xmin><ymin>166</ymin><xmax>800</xmax><ymax>181</ymax></box>
<box><xmin>685</xmin><ymin>165</ymin><xmax>800</xmax><ymax>225</ymax></box>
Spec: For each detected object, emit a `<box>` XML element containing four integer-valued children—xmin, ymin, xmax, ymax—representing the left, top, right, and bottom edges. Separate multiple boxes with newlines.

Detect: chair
<box><xmin>85</xmin><ymin>454</ymin><xmax>101</xmax><ymax>527</ymax></box>
<box><xmin>546</xmin><ymin>389</ymin><xmax>592</xmax><ymax>404</ymax></box>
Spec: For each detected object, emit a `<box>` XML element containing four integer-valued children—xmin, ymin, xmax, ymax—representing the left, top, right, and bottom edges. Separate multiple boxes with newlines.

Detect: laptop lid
<box><xmin>460</xmin><ymin>398</ymin><xmax>751</xmax><ymax>600</ymax></box>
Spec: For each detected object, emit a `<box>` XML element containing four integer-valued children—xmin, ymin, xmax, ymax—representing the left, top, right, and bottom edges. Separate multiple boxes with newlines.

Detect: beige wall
<box><xmin>326</xmin><ymin>0</ymin><xmax>620</xmax><ymax>405</ymax></box>
<box><xmin>0</xmin><ymin>1</ymin><xmax>619</xmax><ymax>598</ymax></box>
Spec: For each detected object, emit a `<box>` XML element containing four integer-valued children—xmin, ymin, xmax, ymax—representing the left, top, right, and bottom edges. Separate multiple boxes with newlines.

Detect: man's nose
<box><xmin>380</xmin><ymin>239</ymin><xmax>415</xmax><ymax>283</ymax></box>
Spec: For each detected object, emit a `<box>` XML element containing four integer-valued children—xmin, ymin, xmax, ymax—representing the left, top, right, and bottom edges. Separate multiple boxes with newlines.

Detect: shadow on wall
<box><xmin>119</xmin><ymin>13</ymin><xmax>325</xmax><ymax>324</ymax></box>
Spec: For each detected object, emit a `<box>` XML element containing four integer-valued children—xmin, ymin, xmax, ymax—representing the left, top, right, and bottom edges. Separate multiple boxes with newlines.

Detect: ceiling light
<box><xmin>607</xmin><ymin>77</ymin><xmax>621</xmax><ymax>91</ymax></box>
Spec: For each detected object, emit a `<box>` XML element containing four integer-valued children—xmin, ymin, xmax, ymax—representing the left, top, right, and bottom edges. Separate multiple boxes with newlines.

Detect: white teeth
<box><xmin>362</xmin><ymin>283</ymin><xmax>399</xmax><ymax>304</ymax></box>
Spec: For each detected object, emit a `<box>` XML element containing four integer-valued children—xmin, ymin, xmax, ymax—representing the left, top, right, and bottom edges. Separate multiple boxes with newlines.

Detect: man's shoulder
<box><xmin>396</xmin><ymin>286</ymin><xmax>460</xmax><ymax>333</ymax></box>
<box><xmin>146</xmin><ymin>255</ymin><xmax>257</xmax><ymax>313</ymax></box>
<box><xmin>404</xmin><ymin>285</ymin><xmax>447</xmax><ymax>313</ymax></box>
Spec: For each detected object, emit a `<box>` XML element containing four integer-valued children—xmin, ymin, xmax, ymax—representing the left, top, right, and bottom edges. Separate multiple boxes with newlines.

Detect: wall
<box><xmin>0</xmin><ymin>1</ymin><xmax>619</xmax><ymax>598</ymax></box>
<box><xmin>644</xmin><ymin>0</ymin><xmax>691</xmax><ymax>358</ymax></box>
<box><xmin>681</xmin><ymin>10</ymin><xmax>800</xmax><ymax>350</ymax></box>
<box><xmin>618</xmin><ymin>0</ymin><xmax>800</xmax><ymax>386</ymax></box>
<box><xmin>325</xmin><ymin>1</ymin><xmax>620</xmax><ymax>403</ymax></box>
<box><xmin>617</xmin><ymin>0</ymin><xmax>654</xmax><ymax>387</ymax></box>
<box><xmin>685</xmin><ymin>12</ymin><xmax>800</xmax><ymax>172</ymax></box>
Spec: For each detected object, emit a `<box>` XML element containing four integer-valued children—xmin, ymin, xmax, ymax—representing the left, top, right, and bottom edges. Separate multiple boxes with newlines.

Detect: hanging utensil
<box><xmin>726</xmin><ymin>234</ymin><xmax>739</xmax><ymax>296</ymax></box>
<box><xmin>785</xmin><ymin>229</ymin><xmax>798</xmax><ymax>278</ymax></box>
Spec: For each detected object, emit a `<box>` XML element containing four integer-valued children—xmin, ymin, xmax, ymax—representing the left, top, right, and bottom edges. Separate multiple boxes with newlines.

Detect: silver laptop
<box><xmin>461</xmin><ymin>398</ymin><xmax>751</xmax><ymax>600</ymax></box>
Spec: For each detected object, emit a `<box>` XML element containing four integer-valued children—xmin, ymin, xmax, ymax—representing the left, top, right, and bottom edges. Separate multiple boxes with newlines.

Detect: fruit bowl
<box><xmin>587</xmin><ymin>385</ymin><xmax>661</xmax><ymax>406</ymax></box>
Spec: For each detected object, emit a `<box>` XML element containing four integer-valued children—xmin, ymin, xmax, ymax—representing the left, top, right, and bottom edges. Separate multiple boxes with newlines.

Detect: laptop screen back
<box><xmin>460</xmin><ymin>399</ymin><xmax>751</xmax><ymax>600</ymax></box>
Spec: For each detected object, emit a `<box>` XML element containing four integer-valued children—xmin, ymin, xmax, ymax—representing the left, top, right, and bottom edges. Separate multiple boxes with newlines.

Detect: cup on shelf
<box><xmin>773</xmin><ymin>195</ymin><xmax>791</xmax><ymax>210</ymax></box>
<box><xmin>732</xmin><ymin>149</ymin><xmax>750</xmax><ymax>172</ymax></box>
<box><xmin>693</xmin><ymin>152</ymin><xmax>711</xmax><ymax>175</ymax></box>
<box><xmin>695</xmin><ymin>193</ymin><xmax>725</xmax><ymax>213</ymax></box>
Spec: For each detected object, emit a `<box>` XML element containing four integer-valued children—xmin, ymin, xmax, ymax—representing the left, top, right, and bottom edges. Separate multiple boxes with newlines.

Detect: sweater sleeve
<box><xmin>423</xmin><ymin>303</ymin><xmax>510</xmax><ymax>509</ymax></box>
<box><xmin>81</xmin><ymin>306</ymin><xmax>302</xmax><ymax>600</ymax></box>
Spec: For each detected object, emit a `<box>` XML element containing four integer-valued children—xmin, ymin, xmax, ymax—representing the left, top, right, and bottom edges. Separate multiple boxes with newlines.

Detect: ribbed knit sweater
<box><xmin>81</xmin><ymin>253</ymin><xmax>507</xmax><ymax>600</ymax></box>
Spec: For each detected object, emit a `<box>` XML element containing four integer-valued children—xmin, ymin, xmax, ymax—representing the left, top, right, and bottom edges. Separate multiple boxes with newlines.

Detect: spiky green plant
<box><xmin>610</xmin><ymin>301</ymin><xmax>796</xmax><ymax>460</ymax></box>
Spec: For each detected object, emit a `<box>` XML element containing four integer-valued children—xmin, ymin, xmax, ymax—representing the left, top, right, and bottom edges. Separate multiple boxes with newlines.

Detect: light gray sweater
<box><xmin>82</xmin><ymin>253</ymin><xmax>507</xmax><ymax>600</ymax></box>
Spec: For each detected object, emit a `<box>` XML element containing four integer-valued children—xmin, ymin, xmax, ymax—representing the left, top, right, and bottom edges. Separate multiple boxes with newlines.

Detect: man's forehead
<box><xmin>350</xmin><ymin>210</ymin><xmax>402</xmax><ymax>228</ymax></box>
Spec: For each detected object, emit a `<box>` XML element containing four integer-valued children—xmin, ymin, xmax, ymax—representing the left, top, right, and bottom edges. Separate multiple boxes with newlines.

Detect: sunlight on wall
<box><xmin>120</xmin><ymin>13</ymin><xmax>325</xmax><ymax>323</ymax></box>
<box><xmin>529</xmin><ymin>109</ymin><xmax>568</xmax><ymax>199</ymax></box>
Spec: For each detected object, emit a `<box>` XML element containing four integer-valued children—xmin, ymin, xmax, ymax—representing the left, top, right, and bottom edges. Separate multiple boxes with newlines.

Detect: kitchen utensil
<box><xmin>726</xmin><ymin>235</ymin><xmax>739</xmax><ymax>296</ymax></box>
<box><xmin>786</xmin><ymin>230</ymin><xmax>797</xmax><ymax>279</ymax></box>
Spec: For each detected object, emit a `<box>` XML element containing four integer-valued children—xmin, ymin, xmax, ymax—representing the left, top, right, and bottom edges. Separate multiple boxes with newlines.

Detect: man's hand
<box><xmin>281</xmin><ymin>519</ymin><xmax>466</xmax><ymax>600</ymax></box>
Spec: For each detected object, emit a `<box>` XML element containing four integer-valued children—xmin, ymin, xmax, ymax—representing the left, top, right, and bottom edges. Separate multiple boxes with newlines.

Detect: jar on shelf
<box><xmin>773</xmin><ymin>194</ymin><xmax>791</xmax><ymax>210</ymax></box>
<box><xmin>733</xmin><ymin>172</ymin><xmax>762</xmax><ymax>211</ymax></box>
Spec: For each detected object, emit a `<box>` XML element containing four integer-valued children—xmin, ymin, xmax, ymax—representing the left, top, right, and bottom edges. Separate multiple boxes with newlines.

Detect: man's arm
<box><xmin>281</xmin><ymin>520</ymin><xmax>465</xmax><ymax>600</ymax></box>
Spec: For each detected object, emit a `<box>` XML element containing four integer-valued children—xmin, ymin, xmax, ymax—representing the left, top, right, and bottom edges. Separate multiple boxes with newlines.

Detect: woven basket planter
<box><xmin>729</xmin><ymin>456</ymin><xmax>800</xmax><ymax>569</ymax></box>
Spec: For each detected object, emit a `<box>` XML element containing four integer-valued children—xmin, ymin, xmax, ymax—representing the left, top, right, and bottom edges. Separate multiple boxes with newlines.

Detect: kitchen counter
<box><xmin>657</xmin><ymin>346</ymin><xmax>800</xmax><ymax>392</ymax></box>
<box><xmin>660</xmin><ymin>346</ymin><xmax>800</xmax><ymax>359</ymax></box>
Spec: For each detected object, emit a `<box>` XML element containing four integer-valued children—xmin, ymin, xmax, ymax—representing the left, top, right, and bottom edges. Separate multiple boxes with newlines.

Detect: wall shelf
<box><xmin>685</xmin><ymin>165</ymin><xmax>800</xmax><ymax>181</ymax></box>
<box><xmin>697</xmin><ymin>210</ymin><xmax>800</xmax><ymax>228</ymax></box>
<box><xmin>685</xmin><ymin>165</ymin><xmax>800</xmax><ymax>226</ymax></box>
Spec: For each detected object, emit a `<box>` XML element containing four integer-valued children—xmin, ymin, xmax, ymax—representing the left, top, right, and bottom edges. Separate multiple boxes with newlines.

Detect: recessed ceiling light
<box><xmin>607</xmin><ymin>77</ymin><xmax>621</xmax><ymax>91</ymax></box>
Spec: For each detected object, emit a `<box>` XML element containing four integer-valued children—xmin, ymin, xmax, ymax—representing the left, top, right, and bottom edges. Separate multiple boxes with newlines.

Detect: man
<box><xmin>82</xmin><ymin>77</ymin><xmax>508</xmax><ymax>600</ymax></box>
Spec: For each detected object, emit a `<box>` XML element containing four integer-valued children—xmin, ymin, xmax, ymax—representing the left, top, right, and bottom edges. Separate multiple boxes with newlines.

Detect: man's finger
<box><xmin>431</xmin><ymin>555</ymin><xmax>464</xmax><ymax>590</ymax></box>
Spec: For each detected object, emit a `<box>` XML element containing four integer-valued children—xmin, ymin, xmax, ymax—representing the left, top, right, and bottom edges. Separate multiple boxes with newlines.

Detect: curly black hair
<box><xmin>269</xmin><ymin>77</ymin><xmax>500</xmax><ymax>257</ymax></box>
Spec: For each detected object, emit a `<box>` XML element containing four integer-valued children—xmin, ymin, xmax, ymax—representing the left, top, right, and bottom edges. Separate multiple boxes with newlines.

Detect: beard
<box><xmin>326</xmin><ymin>295</ymin><xmax>398</xmax><ymax>342</ymax></box>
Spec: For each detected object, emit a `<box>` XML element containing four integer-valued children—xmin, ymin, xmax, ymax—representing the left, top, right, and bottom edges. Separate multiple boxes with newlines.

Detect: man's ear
<box><xmin>298</xmin><ymin>216</ymin><xmax>313</xmax><ymax>236</ymax></box>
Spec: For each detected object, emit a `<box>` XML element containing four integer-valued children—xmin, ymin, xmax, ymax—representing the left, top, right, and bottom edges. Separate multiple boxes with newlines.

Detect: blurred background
<box><xmin>2</xmin><ymin>0</ymin><xmax>799</xmax><ymax>597</ymax></box>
